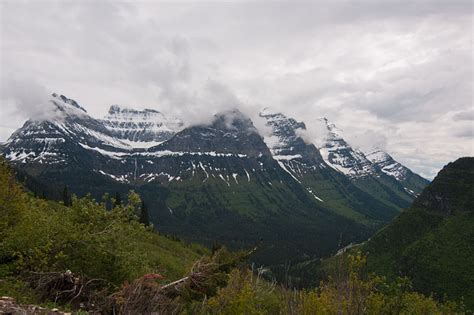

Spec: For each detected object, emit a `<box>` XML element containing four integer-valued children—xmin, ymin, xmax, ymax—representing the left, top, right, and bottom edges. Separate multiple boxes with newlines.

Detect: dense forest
<box><xmin>363</xmin><ymin>157</ymin><xmax>474</xmax><ymax>309</ymax></box>
<box><xmin>0</xmin><ymin>158</ymin><xmax>469</xmax><ymax>314</ymax></box>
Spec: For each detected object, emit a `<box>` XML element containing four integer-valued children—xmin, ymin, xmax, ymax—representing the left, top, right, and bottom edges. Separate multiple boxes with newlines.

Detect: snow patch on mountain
<box><xmin>52</xmin><ymin>93</ymin><xmax>87</xmax><ymax>113</ymax></box>
<box><xmin>365</xmin><ymin>148</ymin><xmax>408</xmax><ymax>181</ymax></box>
<box><xmin>97</xmin><ymin>170</ymin><xmax>128</xmax><ymax>183</ymax></box>
<box><xmin>119</xmin><ymin>139</ymin><xmax>165</xmax><ymax>149</ymax></box>
<box><xmin>259</xmin><ymin>109</ymin><xmax>305</xmax><ymax>156</ymax></box>
<box><xmin>102</xmin><ymin>105</ymin><xmax>184</xmax><ymax>143</ymax></box>
<box><xmin>317</xmin><ymin>118</ymin><xmax>376</xmax><ymax>178</ymax></box>
<box><xmin>5</xmin><ymin>148</ymin><xmax>66</xmax><ymax>165</ymax></box>
<box><xmin>48</xmin><ymin>93</ymin><xmax>90</xmax><ymax>121</ymax></box>
<box><xmin>2</xmin><ymin>93</ymin><xmax>427</xmax><ymax>194</ymax></box>
<box><xmin>79</xmin><ymin>143</ymin><xmax>128</xmax><ymax>159</ymax></box>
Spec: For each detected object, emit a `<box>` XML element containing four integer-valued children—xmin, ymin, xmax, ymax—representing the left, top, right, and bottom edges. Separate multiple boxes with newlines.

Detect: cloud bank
<box><xmin>0</xmin><ymin>0</ymin><xmax>472</xmax><ymax>178</ymax></box>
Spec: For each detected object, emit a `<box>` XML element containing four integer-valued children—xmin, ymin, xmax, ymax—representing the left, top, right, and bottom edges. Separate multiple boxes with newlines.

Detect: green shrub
<box><xmin>199</xmin><ymin>252</ymin><xmax>462</xmax><ymax>314</ymax></box>
<box><xmin>0</xmin><ymin>159</ymin><xmax>206</xmax><ymax>308</ymax></box>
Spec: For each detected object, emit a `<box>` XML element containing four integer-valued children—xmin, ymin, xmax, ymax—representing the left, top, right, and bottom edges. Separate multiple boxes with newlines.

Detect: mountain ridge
<box><xmin>364</xmin><ymin>157</ymin><xmax>474</xmax><ymax>308</ymax></box>
<box><xmin>1</xmin><ymin>93</ymin><xmax>430</xmax><ymax>266</ymax></box>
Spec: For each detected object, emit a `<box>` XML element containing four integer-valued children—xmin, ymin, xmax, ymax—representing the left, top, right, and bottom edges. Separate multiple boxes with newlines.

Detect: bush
<box><xmin>199</xmin><ymin>252</ymin><xmax>462</xmax><ymax>314</ymax></box>
<box><xmin>0</xmin><ymin>159</ymin><xmax>205</xmax><ymax>310</ymax></box>
<box><xmin>204</xmin><ymin>268</ymin><xmax>280</xmax><ymax>315</ymax></box>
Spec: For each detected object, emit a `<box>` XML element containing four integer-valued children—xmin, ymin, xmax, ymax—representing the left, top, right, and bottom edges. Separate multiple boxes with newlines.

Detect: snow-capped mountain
<box><xmin>1</xmin><ymin>93</ymin><xmax>429</xmax><ymax>266</ymax></box>
<box><xmin>365</xmin><ymin>148</ymin><xmax>408</xmax><ymax>181</ymax></box>
<box><xmin>260</xmin><ymin>108</ymin><xmax>308</xmax><ymax>158</ymax></box>
<box><xmin>365</xmin><ymin>148</ymin><xmax>429</xmax><ymax>196</ymax></box>
<box><xmin>52</xmin><ymin>92</ymin><xmax>88</xmax><ymax>113</ymax></box>
<box><xmin>310</xmin><ymin>116</ymin><xmax>429</xmax><ymax>205</ymax></box>
<box><xmin>102</xmin><ymin>105</ymin><xmax>184</xmax><ymax>148</ymax></box>
<box><xmin>312</xmin><ymin>117</ymin><xmax>428</xmax><ymax>195</ymax></box>
<box><xmin>104</xmin><ymin>108</ymin><xmax>277</xmax><ymax>185</ymax></box>
<box><xmin>3</xmin><ymin>93</ymin><xmax>131</xmax><ymax>166</ymax></box>
<box><xmin>259</xmin><ymin>109</ymin><xmax>327</xmax><ymax>201</ymax></box>
<box><xmin>258</xmin><ymin>109</ymin><xmax>424</xmax><ymax>222</ymax></box>
<box><xmin>317</xmin><ymin>118</ymin><xmax>376</xmax><ymax>178</ymax></box>
<box><xmin>2</xmin><ymin>93</ymin><xmax>428</xmax><ymax>199</ymax></box>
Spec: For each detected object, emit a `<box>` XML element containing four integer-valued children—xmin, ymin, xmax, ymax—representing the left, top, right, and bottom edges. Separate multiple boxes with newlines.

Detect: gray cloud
<box><xmin>0</xmin><ymin>0</ymin><xmax>472</xmax><ymax>178</ymax></box>
<box><xmin>454</xmin><ymin>128</ymin><xmax>473</xmax><ymax>138</ymax></box>
<box><xmin>0</xmin><ymin>77</ymin><xmax>53</xmax><ymax>120</ymax></box>
<box><xmin>453</xmin><ymin>110</ymin><xmax>474</xmax><ymax>121</ymax></box>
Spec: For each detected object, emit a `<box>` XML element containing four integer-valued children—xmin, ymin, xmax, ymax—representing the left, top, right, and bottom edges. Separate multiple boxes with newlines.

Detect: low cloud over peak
<box><xmin>0</xmin><ymin>0</ymin><xmax>472</xmax><ymax>178</ymax></box>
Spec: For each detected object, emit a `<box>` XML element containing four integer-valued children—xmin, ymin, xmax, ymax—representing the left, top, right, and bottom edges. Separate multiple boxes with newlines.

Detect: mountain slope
<box><xmin>0</xmin><ymin>157</ymin><xmax>208</xmax><ymax>309</ymax></box>
<box><xmin>260</xmin><ymin>110</ymin><xmax>402</xmax><ymax>225</ymax></box>
<box><xmin>315</xmin><ymin>117</ymin><xmax>426</xmax><ymax>212</ymax></box>
<box><xmin>365</xmin><ymin>148</ymin><xmax>429</xmax><ymax>197</ymax></box>
<box><xmin>1</xmin><ymin>99</ymin><xmax>369</xmax><ymax>266</ymax></box>
<box><xmin>1</xmin><ymin>94</ymin><xmax>429</xmax><ymax>267</ymax></box>
<box><xmin>2</xmin><ymin>94</ymin><xmax>135</xmax><ymax>197</ymax></box>
<box><xmin>317</xmin><ymin>118</ymin><xmax>376</xmax><ymax>178</ymax></box>
<box><xmin>132</xmin><ymin>110</ymin><xmax>370</xmax><ymax>264</ymax></box>
<box><xmin>0</xmin><ymin>156</ymin><xmax>458</xmax><ymax>314</ymax></box>
<box><xmin>364</xmin><ymin>157</ymin><xmax>474</xmax><ymax>308</ymax></box>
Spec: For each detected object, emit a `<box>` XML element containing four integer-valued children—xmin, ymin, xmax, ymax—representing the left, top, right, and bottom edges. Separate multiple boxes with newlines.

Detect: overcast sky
<box><xmin>0</xmin><ymin>0</ymin><xmax>472</xmax><ymax>178</ymax></box>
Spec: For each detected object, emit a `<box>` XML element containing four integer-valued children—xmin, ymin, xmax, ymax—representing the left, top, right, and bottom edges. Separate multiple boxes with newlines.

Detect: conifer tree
<box><xmin>62</xmin><ymin>185</ymin><xmax>72</xmax><ymax>206</ymax></box>
<box><xmin>114</xmin><ymin>192</ymin><xmax>122</xmax><ymax>207</ymax></box>
<box><xmin>139</xmin><ymin>200</ymin><xmax>150</xmax><ymax>226</ymax></box>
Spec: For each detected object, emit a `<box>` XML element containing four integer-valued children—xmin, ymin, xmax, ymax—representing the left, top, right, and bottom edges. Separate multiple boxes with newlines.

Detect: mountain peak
<box><xmin>51</xmin><ymin>93</ymin><xmax>87</xmax><ymax>113</ymax></box>
<box><xmin>213</xmin><ymin>108</ymin><xmax>258</xmax><ymax>133</ymax></box>
<box><xmin>259</xmin><ymin>107</ymin><xmax>282</xmax><ymax>117</ymax></box>
<box><xmin>365</xmin><ymin>149</ymin><xmax>405</xmax><ymax>180</ymax></box>
<box><xmin>413</xmin><ymin>157</ymin><xmax>473</xmax><ymax>214</ymax></box>
<box><xmin>316</xmin><ymin>117</ymin><xmax>343</xmax><ymax>142</ymax></box>
<box><xmin>317</xmin><ymin>116</ymin><xmax>335</xmax><ymax>129</ymax></box>
<box><xmin>315</xmin><ymin>117</ymin><xmax>376</xmax><ymax>178</ymax></box>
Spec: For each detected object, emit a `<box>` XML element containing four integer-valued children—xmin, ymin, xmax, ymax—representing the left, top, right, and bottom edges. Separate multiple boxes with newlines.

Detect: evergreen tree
<box><xmin>105</xmin><ymin>194</ymin><xmax>113</xmax><ymax>211</ymax></box>
<box><xmin>114</xmin><ymin>192</ymin><xmax>122</xmax><ymax>207</ymax></box>
<box><xmin>139</xmin><ymin>200</ymin><xmax>150</xmax><ymax>226</ymax></box>
<box><xmin>62</xmin><ymin>185</ymin><xmax>72</xmax><ymax>206</ymax></box>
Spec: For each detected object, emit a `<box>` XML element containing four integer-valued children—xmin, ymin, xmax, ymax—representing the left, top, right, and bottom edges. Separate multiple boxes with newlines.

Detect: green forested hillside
<box><xmin>0</xmin><ymin>157</ymin><xmax>466</xmax><ymax>313</ymax></box>
<box><xmin>0</xmin><ymin>158</ymin><xmax>207</xmax><ymax>307</ymax></box>
<box><xmin>364</xmin><ymin>157</ymin><xmax>474</xmax><ymax>309</ymax></box>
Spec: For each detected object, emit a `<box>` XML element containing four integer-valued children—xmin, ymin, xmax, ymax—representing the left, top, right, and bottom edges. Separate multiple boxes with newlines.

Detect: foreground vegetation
<box><xmin>0</xmin><ymin>158</ymin><xmax>207</xmax><ymax>310</ymax></box>
<box><xmin>199</xmin><ymin>254</ymin><xmax>463</xmax><ymax>314</ymax></box>
<box><xmin>0</xmin><ymin>159</ymin><xmax>466</xmax><ymax>313</ymax></box>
